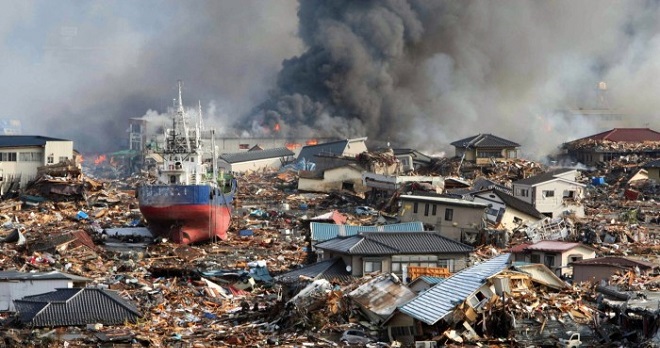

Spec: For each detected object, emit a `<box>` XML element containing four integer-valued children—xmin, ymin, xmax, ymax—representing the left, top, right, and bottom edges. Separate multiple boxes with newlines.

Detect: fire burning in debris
<box><xmin>273</xmin><ymin>123</ymin><xmax>281</xmax><ymax>132</ymax></box>
<box><xmin>285</xmin><ymin>143</ymin><xmax>302</xmax><ymax>150</ymax></box>
<box><xmin>305</xmin><ymin>139</ymin><xmax>318</xmax><ymax>146</ymax></box>
<box><xmin>94</xmin><ymin>155</ymin><xmax>107</xmax><ymax>165</ymax></box>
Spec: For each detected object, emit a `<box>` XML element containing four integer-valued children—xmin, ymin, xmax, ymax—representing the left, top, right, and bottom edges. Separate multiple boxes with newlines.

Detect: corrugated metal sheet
<box><xmin>311</xmin><ymin>221</ymin><xmax>424</xmax><ymax>242</ymax></box>
<box><xmin>315</xmin><ymin>232</ymin><xmax>473</xmax><ymax>255</ymax></box>
<box><xmin>399</xmin><ymin>253</ymin><xmax>511</xmax><ymax>325</ymax></box>
<box><xmin>348</xmin><ymin>274</ymin><xmax>417</xmax><ymax>319</ymax></box>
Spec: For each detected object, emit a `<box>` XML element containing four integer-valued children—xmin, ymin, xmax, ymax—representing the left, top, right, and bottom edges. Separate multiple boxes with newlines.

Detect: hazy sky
<box><xmin>2</xmin><ymin>1</ymin><xmax>660</xmax><ymax>156</ymax></box>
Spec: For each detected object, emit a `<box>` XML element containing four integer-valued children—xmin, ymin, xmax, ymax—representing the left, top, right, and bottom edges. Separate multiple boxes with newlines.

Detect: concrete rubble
<box><xmin>0</xmin><ymin>151</ymin><xmax>658</xmax><ymax>347</ymax></box>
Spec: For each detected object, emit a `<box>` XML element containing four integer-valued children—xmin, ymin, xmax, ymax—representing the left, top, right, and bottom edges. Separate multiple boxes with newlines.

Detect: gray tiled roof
<box><xmin>219</xmin><ymin>147</ymin><xmax>294</xmax><ymax>164</ymax></box>
<box><xmin>492</xmin><ymin>190</ymin><xmax>545</xmax><ymax>219</ymax></box>
<box><xmin>315</xmin><ymin>232</ymin><xmax>474</xmax><ymax>255</ymax></box>
<box><xmin>450</xmin><ymin>134</ymin><xmax>520</xmax><ymax>148</ymax></box>
<box><xmin>513</xmin><ymin>168</ymin><xmax>576</xmax><ymax>186</ymax></box>
<box><xmin>398</xmin><ymin>253</ymin><xmax>511</xmax><ymax>325</ymax></box>
<box><xmin>0</xmin><ymin>135</ymin><xmax>69</xmax><ymax>147</ymax></box>
<box><xmin>14</xmin><ymin>288</ymin><xmax>141</xmax><ymax>327</ymax></box>
<box><xmin>274</xmin><ymin>258</ymin><xmax>354</xmax><ymax>284</ymax></box>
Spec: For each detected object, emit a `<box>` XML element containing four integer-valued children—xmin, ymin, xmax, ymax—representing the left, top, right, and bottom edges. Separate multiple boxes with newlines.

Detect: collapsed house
<box><xmin>563</xmin><ymin>127</ymin><xmax>660</xmax><ymax>165</ymax></box>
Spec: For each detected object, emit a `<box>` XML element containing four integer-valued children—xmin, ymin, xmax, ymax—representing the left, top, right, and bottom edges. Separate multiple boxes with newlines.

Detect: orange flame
<box><xmin>274</xmin><ymin>123</ymin><xmax>281</xmax><ymax>132</ymax></box>
<box><xmin>94</xmin><ymin>154</ymin><xmax>107</xmax><ymax>165</ymax></box>
<box><xmin>285</xmin><ymin>143</ymin><xmax>302</xmax><ymax>150</ymax></box>
<box><xmin>306</xmin><ymin>139</ymin><xmax>318</xmax><ymax>146</ymax></box>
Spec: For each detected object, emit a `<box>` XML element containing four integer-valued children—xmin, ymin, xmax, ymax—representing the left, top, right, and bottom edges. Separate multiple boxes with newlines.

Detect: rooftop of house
<box><xmin>274</xmin><ymin>258</ymin><xmax>354</xmax><ymax>284</ymax></box>
<box><xmin>297</xmin><ymin>137</ymin><xmax>367</xmax><ymax>162</ymax></box>
<box><xmin>491</xmin><ymin>190</ymin><xmax>545</xmax><ymax>219</ymax></box>
<box><xmin>398</xmin><ymin>194</ymin><xmax>490</xmax><ymax>209</ymax></box>
<box><xmin>643</xmin><ymin>159</ymin><xmax>660</xmax><ymax>168</ymax></box>
<box><xmin>219</xmin><ymin>147</ymin><xmax>294</xmax><ymax>164</ymax></box>
<box><xmin>572</xmin><ymin>128</ymin><xmax>660</xmax><ymax>143</ymax></box>
<box><xmin>513</xmin><ymin>168</ymin><xmax>578</xmax><ymax>186</ymax></box>
<box><xmin>512</xmin><ymin>240</ymin><xmax>595</xmax><ymax>253</ymax></box>
<box><xmin>0</xmin><ymin>135</ymin><xmax>70</xmax><ymax>147</ymax></box>
<box><xmin>0</xmin><ymin>270</ymin><xmax>91</xmax><ymax>282</ymax></box>
<box><xmin>310</xmin><ymin>221</ymin><xmax>425</xmax><ymax>242</ymax></box>
<box><xmin>571</xmin><ymin>256</ymin><xmax>658</xmax><ymax>269</ymax></box>
<box><xmin>14</xmin><ymin>287</ymin><xmax>141</xmax><ymax>327</ymax></box>
<box><xmin>450</xmin><ymin>134</ymin><xmax>521</xmax><ymax>149</ymax></box>
<box><xmin>397</xmin><ymin>253</ymin><xmax>511</xmax><ymax>325</ymax></box>
<box><xmin>315</xmin><ymin>232</ymin><xmax>474</xmax><ymax>255</ymax></box>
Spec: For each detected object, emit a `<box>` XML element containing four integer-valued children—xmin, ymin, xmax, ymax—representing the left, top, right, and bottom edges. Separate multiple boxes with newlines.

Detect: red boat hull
<box><xmin>139</xmin><ymin>204</ymin><xmax>231</xmax><ymax>244</ymax></box>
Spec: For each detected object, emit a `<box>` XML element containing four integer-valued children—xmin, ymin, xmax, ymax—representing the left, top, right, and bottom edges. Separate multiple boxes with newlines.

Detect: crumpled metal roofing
<box><xmin>398</xmin><ymin>253</ymin><xmax>511</xmax><ymax>325</ymax></box>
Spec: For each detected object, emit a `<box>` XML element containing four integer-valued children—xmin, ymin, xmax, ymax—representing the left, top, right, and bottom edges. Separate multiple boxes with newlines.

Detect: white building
<box><xmin>0</xmin><ymin>270</ymin><xmax>90</xmax><ymax>312</ymax></box>
<box><xmin>512</xmin><ymin>168</ymin><xmax>585</xmax><ymax>218</ymax></box>
<box><xmin>0</xmin><ymin>135</ymin><xmax>74</xmax><ymax>191</ymax></box>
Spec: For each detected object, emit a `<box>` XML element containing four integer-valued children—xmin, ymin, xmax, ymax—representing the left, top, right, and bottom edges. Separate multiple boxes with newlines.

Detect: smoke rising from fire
<box><xmin>3</xmin><ymin>1</ymin><xmax>660</xmax><ymax>157</ymax></box>
<box><xmin>247</xmin><ymin>1</ymin><xmax>660</xmax><ymax>157</ymax></box>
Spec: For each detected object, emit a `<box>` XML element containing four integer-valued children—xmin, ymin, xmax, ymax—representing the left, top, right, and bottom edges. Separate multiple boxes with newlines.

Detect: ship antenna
<box><xmin>177</xmin><ymin>80</ymin><xmax>192</xmax><ymax>153</ymax></box>
<box><xmin>198</xmin><ymin>100</ymin><xmax>204</xmax><ymax>131</ymax></box>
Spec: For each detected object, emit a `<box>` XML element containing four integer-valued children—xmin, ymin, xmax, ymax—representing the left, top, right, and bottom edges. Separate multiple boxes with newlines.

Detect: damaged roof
<box><xmin>219</xmin><ymin>147</ymin><xmax>294</xmax><ymax>164</ymax></box>
<box><xmin>315</xmin><ymin>232</ymin><xmax>473</xmax><ymax>255</ymax></box>
<box><xmin>450</xmin><ymin>134</ymin><xmax>520</xmax><ymax>149</ymax></box>
<box><xmin>570</xmin><ymin>256</ymin><xmax>658</xmax><ymax>270</ymax></box>
<box><xmin>348</xmin><ymin>274</ymin><xmax>417</xmax><ymax>320</ymax></box>
<box><xmin>0</xmin><ymin>270</ymin><xmax>90</xmax><ymax>283</ymax></box>
<box><xmin>515</xmin><ymin>240</ymin><xmax>597</xmax><ymax>253</ymax></box>
<box><xmin>572</xmin><ymin>128</ymin><xmax>660</xmax><ymax>143</ymax></box>
<box><xmin>398</xmin><ymin>253</ymin><xmax>511</xmax><ymax>325</ymax></box>
<box><xmin>14</xmin><ymin>288</ymin><xmax>141</xmax><ymax>327</ymax></box>
<box><xmin>643</xmin><ymin>159</ymin><xmax>660</xmax><ymax>168</ymax></box>
<box><xmin>297</xmin><ymin>137</ymin><xmax>367</xmax><ymax>162</ymax></box>
<box><xmin>274</xmin><ymin>258</ymin><xmax>353</xmax><ymax>284</ymax></box>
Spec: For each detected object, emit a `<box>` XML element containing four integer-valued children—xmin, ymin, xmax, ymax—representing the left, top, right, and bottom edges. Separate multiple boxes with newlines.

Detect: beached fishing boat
<box><xmin>137</xmin><ymin>82</ymin><xmax>235</xmax><ymax>244</ymax></box>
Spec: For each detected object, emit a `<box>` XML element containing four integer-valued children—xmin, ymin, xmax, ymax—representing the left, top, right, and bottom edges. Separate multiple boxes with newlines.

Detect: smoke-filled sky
<box><xmin>3</xmin><ymin>1</ymin><xmax>660</xmax><ymax>157</ymax></box>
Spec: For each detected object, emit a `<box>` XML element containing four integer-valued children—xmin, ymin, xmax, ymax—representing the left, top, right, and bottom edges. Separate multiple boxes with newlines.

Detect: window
<box><xmin>518</xmin><ymin>188</ymin><xmax>529</xmax><ymax>197</ymax></box>
<box><xmin>364</xmin><ymin>260</ymin><xmax>382</xmax><ymax>273</ymax></box>
<box><xmin>563</xmin><ymin>190</ymin><xmax>575</xmax><ymax>198</ymax></box>
<box><xmin>47</xmin><ymin>155</ymin><xmax>54</xmax><ymax>164</ymax></box>
<box><xmin>413</xmin><ymin>202</ymin><xmax>418</xmax><ymax>214</ymax></box>
<box><xmin>432</xmin><ymin>204</ymin><xmax>437</xmax><ymax>216</ymax></box>
<box><xmin>0</xmin><ymin>152</ymin><xmax>17</xmax><ymax>161</ymax></box>
<box><xmin>437</xmin><ymin>259</ymin><xmax>455</xmax><ymax>272</ymax></box>
<box><xmin>542</xmin><ymin>190</ymin><xmax>554</xmax><ymax>198</ymax></box>
<box><xmin>544</xmin><ymin>255</ymin><xmax>555</xmax><ymax>268</ymax></box>
<box><xmin>424</xmin><ymin>203</ymin><xmax>429</xmax><ymax>216</ymax></box>
<box><xmin>477</xmin><ymin>150</ymin><xmax>501</xmax><ymax>158</ymax></box>
<box><xmin>59</xmin><ymin>156</ymin><xmax>68</xmax><ymax>163</ymax></box>
<box><xmin>445</xmin><ymin>208</ymin><xmax>453</xmax><ymax>221</ymax></box>
<box><xmin>19</xmin><ymin>152</ymin><xmax>43</xmax><ymax>162</ymax></box>
<box><xmin>530</xmin><ymin>254</ymin><xmax>540</xmax><ymax>263</ymax></box>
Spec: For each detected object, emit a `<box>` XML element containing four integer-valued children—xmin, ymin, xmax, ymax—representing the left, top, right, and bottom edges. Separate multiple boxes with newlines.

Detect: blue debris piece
<box><xmin>76</xmin><ymin>211</ymin><xmax>89</xmax><ymax>220</ymax></box>
<box><xmin>239</xmin><ymin>229</ymin><xmax>254</xmax><ymax>237</ymax></box>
